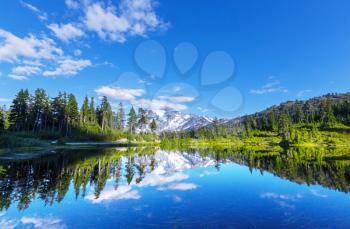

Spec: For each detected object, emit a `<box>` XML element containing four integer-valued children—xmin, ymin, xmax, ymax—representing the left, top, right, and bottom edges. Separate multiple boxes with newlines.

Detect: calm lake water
<box><xmin>1</xmin><ymin>147</ymin><xmax>350</xmax><ymax>228</ymax></box>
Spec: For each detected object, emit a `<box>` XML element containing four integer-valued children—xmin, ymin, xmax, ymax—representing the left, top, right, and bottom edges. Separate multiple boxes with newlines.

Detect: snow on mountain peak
<box><xmin>136</xmin><ymin>109</ymin><xmax>213</xmax><ymax>133</ymax></box>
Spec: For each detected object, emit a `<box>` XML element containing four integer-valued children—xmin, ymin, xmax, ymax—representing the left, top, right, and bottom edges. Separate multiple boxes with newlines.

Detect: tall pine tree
<box><xmin>127</xmin><ymin>107</ymin><xmax>137</xmax><ymax>133</ymax></box>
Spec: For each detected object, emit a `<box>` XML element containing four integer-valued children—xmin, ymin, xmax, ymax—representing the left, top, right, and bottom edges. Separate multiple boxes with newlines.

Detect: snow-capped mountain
<box><xmin>136</xmin><ymin>109</ymin><xmax>213</xmax><ymax>133</ymax></box>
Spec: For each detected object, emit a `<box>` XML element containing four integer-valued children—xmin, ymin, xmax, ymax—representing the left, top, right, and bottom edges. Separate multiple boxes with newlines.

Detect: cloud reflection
<box><xmin>86</xmin><ymin>185</ymin><xmax>140</xmax><ymax>203</ymax></box>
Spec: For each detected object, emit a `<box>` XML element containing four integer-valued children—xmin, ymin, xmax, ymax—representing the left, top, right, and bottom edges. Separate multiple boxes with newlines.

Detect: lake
<box><xmin>1</xmin><ymin>147</ymin><xmax>350</xmax><ymax>228</ymax></box>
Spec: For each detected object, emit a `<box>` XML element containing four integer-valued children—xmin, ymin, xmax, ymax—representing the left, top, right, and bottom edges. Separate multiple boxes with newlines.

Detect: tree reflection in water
<box><xmin>1</xmin><ymin>146</ymin><xmax>350</xmax><ymax>211</ymax></box>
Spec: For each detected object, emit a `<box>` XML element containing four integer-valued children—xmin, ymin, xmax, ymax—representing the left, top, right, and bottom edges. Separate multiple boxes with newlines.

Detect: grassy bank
<box><xmin>160</xmin><ymin>127</ymin><xmax>350</xmax><ymax>150</ymax></box>
<box><xmin>0</xmin><ymin>128</ymin><xmax>159</xmax><ymax>150</ymax></box>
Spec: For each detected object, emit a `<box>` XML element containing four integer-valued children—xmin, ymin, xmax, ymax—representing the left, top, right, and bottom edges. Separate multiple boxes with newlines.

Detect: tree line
<box><xmin>160</xmin><ymin>93</ymin><xmax>350</xmax><ymax>145</ymax></box>
<box><xmin>0</xmin><ymin>88</ymin><xmax>158</xmax><ymax>137</ymax></box>
<box><xmin>242</xmin><ymin>94</ymin><xmax>350</xmax><ymax>137</ymax></box>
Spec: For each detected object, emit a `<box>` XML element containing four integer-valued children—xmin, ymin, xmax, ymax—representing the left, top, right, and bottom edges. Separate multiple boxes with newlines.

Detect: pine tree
<box><xmin>138</xmin><ymin>108</ymin><xmax>147</xmax><ymax>131</ymax></box>
<box><xmin>0</xmin><ymin>108</ymin><xmax>5</xmax><ymax>131</ymax></box>
<box><xmin>99</xmin><ymin>96</ymin><xmax>112</xmax><ymax>131</ymax></box>
<box><xmin>51</xmin><ymin>92</ymin><xmax>66</xmax><ymax>133</ymax></box>
<box><xmin>150</xmin><ymin>119</ymin><xmax>157</xmax><ymax>133</ymax></box>
<box><xmin>278</xmin><ymin>113</ymin><xmax>292</xmax><ymax>144</ymax></box>
<box><xmin>89</xmin><ymin>97</ymin><xmax>96</xmax><ymax>124</ymax></box>
<box><xmin>294</xmin><ymin>101</ymin><xmax>305</xmax><ymax>123</ymax></box>
<box><xmin>267</xmin><ymin>111</ymin><xmax>277</xmax><ymax>131</ymax></box>
<box><xmin>116</xmin><ymin>102</ymin><xmax>125</xmax><ymax>131</ymax></box>
<box><xmin>320</xmin><ymin>99</ymin><xmax>336</xmax><ymax>128</ymax></box>
<box><xmin>212</xmin><ymin>117</ymin><xmax>219</xmax><ymax>137</ymax></box>
<box><xmin>31</xmin><ymin>88</ymin><xmax>49</xmax><ymax>132</ymax></box>
<box><xmin>80</xmin><ymin>96</ymin><xmax>89</xmax><ymax>125</ymax></box>
<box><xmin>9</xmin><ymin>89</ymin><xmax>30</xmax><ymax>131</ymax></box>
<box><xmin>243</xmin><ymin>116</ymin><xmax>254</xmax><ymax>137</ymax></box>
<box><xmin>66</xmin><ymin>94</ymin><xmax>79</xmax><ymax>135</ymax></box>
<box><xmin>127</xmin><ymin>107</ymin><xmax>137</xmax><ymax>133</ymax></box>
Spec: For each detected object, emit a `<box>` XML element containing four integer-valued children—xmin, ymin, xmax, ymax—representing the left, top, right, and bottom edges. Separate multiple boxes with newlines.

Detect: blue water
<box><xmin>0</xmin><ymin>147</ymin><xmax>350</xmax><ymax>228</ymax></box>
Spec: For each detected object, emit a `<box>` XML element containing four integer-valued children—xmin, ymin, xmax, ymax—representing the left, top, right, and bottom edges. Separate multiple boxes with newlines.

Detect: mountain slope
<box><xmin>136</xmin><ymin>109</ymin><xmax>213</xmax><ymax>133</ymax></box>
<box><xmin>221</xmin><ymin>92</ymin><xmax>350</xmax><ymax>129</ymax></box>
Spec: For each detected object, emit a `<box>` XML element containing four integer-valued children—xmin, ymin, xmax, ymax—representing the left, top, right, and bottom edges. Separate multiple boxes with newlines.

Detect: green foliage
<box><xmin>0</xmin><ymin>88</ymin><xmax>160</xmax><ymax>148</ymax></box>
<box><xmin>8</xmin><ymin>89</ymin><xmax>30</xmax><ymax>131</ymax></box>
<box><xmin>115</xmin><ymin>102</ymin><xmax>125</xmax><ymax>131</ymax></box>
<box><xmin>0</xmin><ymin>108</ymin><xmax>5</xmax><ymax>131</ymax></box>
<box><xmin>80</xmin><ymin>96</ymin><xmax>89</xmax><ymax>125</ymax></box>
<box><xmin>127</xmin><ymin>106</ymin><xmax>137</xmax><ymax>133</ymax></box>
<box><xmin>138</xmin><ymin>107</ymin><xmax>147</xmax><ymax>130</ymax></box>
<box><xmin>150</xmin><ymin>119</ymin><xmax>157</xmax><ymax>133</ymax></box>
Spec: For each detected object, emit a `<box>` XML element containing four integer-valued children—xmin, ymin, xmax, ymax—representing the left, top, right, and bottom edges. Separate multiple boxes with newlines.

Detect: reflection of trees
<box><xmin>0</xmin><ymin>147</ymin><xmax>157</xmax><ymax>211</ymax></box>
<box><xmin>1</xmin><ymin>146</ymin><xmax>350</xmax><ymax>211</ymax></box>
<box><xmin>200</xmin><ymin>147</ymin><xmax>350</xmax><ymax>193</ymax></box>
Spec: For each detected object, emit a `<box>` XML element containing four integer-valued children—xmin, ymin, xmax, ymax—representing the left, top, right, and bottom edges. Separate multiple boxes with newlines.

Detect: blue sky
<box><xmin>0</xmin><ymin>0</ymin><xmax>349</xmax><ymax>118</ymax></box>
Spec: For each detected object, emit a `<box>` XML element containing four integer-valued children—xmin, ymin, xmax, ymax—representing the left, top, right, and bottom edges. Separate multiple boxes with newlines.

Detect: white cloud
<box><xmin>134</xmin><ymin>98</ymin><xmax>188</xmax><ymax>112</ymax></box>
<box><xmin>86</xmin><ymin>185</ymin><xmax>140</xmax><ymax>203</ymax></box>
<box><xmin>8</xmin><ymin>74</ymin><xmax>28</xmax><ymax>81</ymax></box>
<box><xmin>21</xmin><ymin>1</ymin><xmax>48</xmax><ymax>21</ymax></box>
<box><xmin>84</xmin><ymin>2</ymin><xmax>129</xmax><ymax>42</ymax></box>
<box><xmin>95</xmin><ymin>86</ymin><xmax>145</xmax><ymax>101</ymax></box>
<box><xmin>158</xmin><ymin>95</ymin><xmax>195</xmax><ymax>103</ymax></box>
<box><xmin>48</xmin><ymin>23</ymin><xmax>84</xmax><ymax>42</ymax></box>
<box><xmin>250</xmin><ymin>79</ymin><xmax>288</xmax><ymax>95</ymax></box>
<box><xmin>260</xmin><ymin>192</ymin><xmax>303</xmax><ymax>210</ymax></box>
<box><xmin>95</xmin><ymin>85</ymin><xmax>194</xmax><ymax>113</ymax></box>
<box><xmin>309</xmin><ymin>189</ymin><xmax>327</xmax><ymax>198</ymax></box>
<box><xmin>158</xmin><ymin>182</ymin><xmax>197</xmax><ymax>191</ymax></box>
<box><xmin>83</xmin><ymin>0</ymin><xmax>167</xmax><ymax>42</ymax></box>
<box><xmin>65</xmin><ymin>0</ymin><xmax>79</xmax><ymax>9</ymax></box>
<box><xmin>43</xmin><ymin>58</ymin><xmax>91</xmax><ymax>77</ymax></box>
<box><xmin>20</xmin><ymin>216</ymin><xmax>66</xmax><ymax>229</ymax></box>
<box><xmin>199</xmin><ymin>170</ymin><xmax>217</xmax><ymax>177</ymax></box>
<box><xmin>0</xmin><ymin>218</ymin><xmax>18</xmax><ymax>229</ymax></box>
<box><xmin>137</xmin><ymin>172</ymin><xmax>189</xmax><ymax>187</ymax></box>
<box><xmin>260</xmin><ymin>192</ymin><xmax>297</xmax><ymax>200</ymax></box>
<box><xmin>0</xmin><ymin>29</ymin><xmax>63</xmax><ymax>63</ymax></box>
<box><xmin>12</xmin><ymin>65</ymin><xmax>41</xmax><ymax>75</ymax></box>
<box><xmin>297</xmin><ymin>89</ymin><xmax>312</xmax><ymax>97</ymax></box>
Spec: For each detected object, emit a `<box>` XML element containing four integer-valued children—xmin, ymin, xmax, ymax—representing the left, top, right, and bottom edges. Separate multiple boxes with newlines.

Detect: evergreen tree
<box><xmin>294</xmin><ymin>101</ymin><xmax>305</xmax><ymax>123</ymax></box>
<box><xmin>127</xmin><ymin>107</ymin><xmax>137</xmax><ymax>133</ymax></box>
<box><xmin>89</xmin><ymin>97</ymin><xmax>96</xmax><ymax>124</ymax></box>
<box><xmin>116</xmin><ymin>102</ymin><xmax>125</xmax><ymax>131</ymax></box>
<box><xmin>267</xmin><ymin>111</ymin><xmax>277</xmax><ymax>131</ymax></box>
<box><xmin>243</xmin><ymin>116</ymin><xmax>254</xmax><ymax>136</ymax></box>
<box><xmin>9</xmin><ymin>89</ymin><xmax>30</xmax><ymax>131</ymax></box>
<box><xmin>320</xmin><ymin>99</ymin><xmax>336</xmax><ymax>128</ymax></box>
<box><xmin>126</xmin><ymin>156</ymin><xmax>134</xmax><ymax>185</ymax></box>
<box><xmin>66</xmin><ymin>94</ymin><xmax>79</xmax><ymax>135</ymax></box>
<box><xmin>0</xmin><ymin>108</ymin><xmax>5</xmax><ymax>131</ymax></box>
<box><xmin>99</xmin><ymin>96</ymin><xmax>112</xmax><ymax>131</ymax></box>
<box><xmin>80</xmin><ymin>96</ymin><xmax>89</xmax><ymax>125</ymax></box>
<box><xmin>278</xmin><ymin>113</ymin><xmax>292</xmax><ymax>145</ymax></box>
<box><xmin>51</xmin><ymin>92</ymin><xmax>66</xmax><ymax>133</ymax></box>
<box><xmin>212</xmin><ymin>117</ymin><xmax>220</xmax><ymax>137</ymax></box>
<box><xmin>31</xmin><ymin>88</ymin><xmax>49</xmax><ymax>132</ymax></box>
<box><xmin>138</xmin><ymin>108</ymin><xmax>147</xmax><ymax>131</ymax></box>
<box><xmin>150</xmin><ymin>119</ymin><xmax>157</xmax><ymax>133</ymax></box>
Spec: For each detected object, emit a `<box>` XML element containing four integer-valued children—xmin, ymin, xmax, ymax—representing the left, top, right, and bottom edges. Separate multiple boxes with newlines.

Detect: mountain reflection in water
<box><xmin>0</xmin><ymin>148</ymin><xmax>350</xmax><ymax>229</ymax></box>
<box><xmin>1</xmin><ymin>147</ymin><xmax>350</xmax><ymax>212</ymax></box>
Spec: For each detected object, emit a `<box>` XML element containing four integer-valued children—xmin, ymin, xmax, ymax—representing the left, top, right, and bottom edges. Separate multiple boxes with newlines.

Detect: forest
<box><xmin>1</xmin><ymin>89</ymin><xmax>350</xmax><ymax>148</ymax></box>
<box><xmin>161</xmin><ymin>93</ymin><xmax>350</xmax><ymax>148</ymax></box>
<box><xmin>0</xmin><ymin>88</ymin><xmax>157</xmax><ymax>147</ymax></box>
